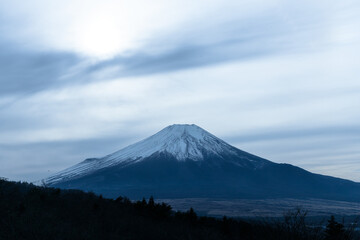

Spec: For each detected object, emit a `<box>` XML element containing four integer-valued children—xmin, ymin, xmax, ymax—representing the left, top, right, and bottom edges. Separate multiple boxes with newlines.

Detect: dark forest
<box><xmin>0</xmin><ymin>179</ymin><xmax>358</xmax><ymax>240</ymax></box>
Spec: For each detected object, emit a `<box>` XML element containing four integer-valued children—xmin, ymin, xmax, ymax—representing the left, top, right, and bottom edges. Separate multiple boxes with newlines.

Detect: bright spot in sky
<box><xmin>74</xmin><ymin>14</ymin><xmax>132</xmax><ymax>57</ymax></box>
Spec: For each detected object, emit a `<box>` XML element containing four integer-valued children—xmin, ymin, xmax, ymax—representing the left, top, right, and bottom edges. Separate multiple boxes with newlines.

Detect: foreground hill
<box><xmin>46</xmin><ymin>124</ymin><xmax>360</xmax><ymax>201</ymax></box>
<box><xmin>0</xmin><ymin>179</ymin><xmax>357</xmax><ymax>240</ymax></box>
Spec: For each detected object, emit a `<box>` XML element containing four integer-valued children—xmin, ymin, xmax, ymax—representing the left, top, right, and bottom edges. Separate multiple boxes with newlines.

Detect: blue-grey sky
<box><xmin>0</xmin><ymin>0</ymin><xmax>359</xmax><ymax>182</ymax></box>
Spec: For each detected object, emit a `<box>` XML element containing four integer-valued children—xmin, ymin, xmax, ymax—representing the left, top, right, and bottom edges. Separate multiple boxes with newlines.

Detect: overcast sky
<box><xmin>0</xmin><ymin>0</ymin><xmax>359</xmax><ymax>182</ymax></box>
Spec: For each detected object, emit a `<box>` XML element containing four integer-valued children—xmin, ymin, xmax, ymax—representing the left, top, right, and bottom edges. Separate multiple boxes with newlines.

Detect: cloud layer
<box><xmin>0</xmin><ymin>0</ymin><xmax>359</xmax><ymax>182</ymax></box>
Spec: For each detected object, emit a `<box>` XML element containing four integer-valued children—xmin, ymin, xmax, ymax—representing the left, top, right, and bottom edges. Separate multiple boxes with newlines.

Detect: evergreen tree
<box><xmin>324</xmin><ymin>215</ymin><xmax>347</xmax><ymax>240</ymax></box>
<box><xmin>148</xmin><ymin>195</ymin><xmax>155</xmax><ymax>208</ymax></box>
<box><xmin>187</xmin><ymin>207</ymin><xmax>197</xmax><ymax>222</ymax></box>
<box><xmin>141</xmin><ymin>197</ymin><xmax>147</xmax><ymax>206</ymax></box>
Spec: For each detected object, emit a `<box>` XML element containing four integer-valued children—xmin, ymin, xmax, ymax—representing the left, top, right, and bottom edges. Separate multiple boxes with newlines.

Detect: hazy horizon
<box><xmin>0</xmin><ymin>0</ymin><xmax>359</xmax><ymax>182</ymax></box>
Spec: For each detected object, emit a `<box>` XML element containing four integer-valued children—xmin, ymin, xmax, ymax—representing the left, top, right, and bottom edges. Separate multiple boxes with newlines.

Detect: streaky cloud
<box><xmin>0</xmin><ymin>45</ymin><xmax>81</xmax><ymax>95</ymax></box>
<box><xmin>0</xmin><ymin>9</ymin><xmax>319</xmax><ymax>96</ymax></box>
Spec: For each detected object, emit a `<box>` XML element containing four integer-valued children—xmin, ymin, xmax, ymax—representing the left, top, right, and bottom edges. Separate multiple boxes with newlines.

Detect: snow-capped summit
<box><xmin>106</xmin><ymin>124</ymin><xmax>236</xmax><ymax>161</ymax></box>
<box><xmin>45</xmin><ymin>124</ymin><xmax>241</xmax><ymax>184</ymax></box>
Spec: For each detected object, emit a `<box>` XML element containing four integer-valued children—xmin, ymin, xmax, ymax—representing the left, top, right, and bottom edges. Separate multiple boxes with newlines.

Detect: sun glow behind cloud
<box><xmin>0</xmin><ymin>0</ymin><xmax>290</xmax><ymax>57</ymax></box>
<box><xmin>74</xmin><ymin>13</ymin><xmax>131</xmax><ymax>57</ymax></box>
<box><xmin>1</xmin><ymin>0</ymin><xmax>216</xmax><ymax>57</ymax></box>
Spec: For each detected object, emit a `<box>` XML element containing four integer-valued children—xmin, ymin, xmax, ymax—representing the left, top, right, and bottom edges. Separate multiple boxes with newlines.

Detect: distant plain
<box><xmin>158</xmin><ymin>198</ymin><xmax>360</xmax><ymax>218</ymax></box>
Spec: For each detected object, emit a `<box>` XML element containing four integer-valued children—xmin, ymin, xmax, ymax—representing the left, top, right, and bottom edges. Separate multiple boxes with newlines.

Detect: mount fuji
<box><xmin>45</xmin><ymin>124</ymin><xmax>360</xmax><ymax>201</ymax></box>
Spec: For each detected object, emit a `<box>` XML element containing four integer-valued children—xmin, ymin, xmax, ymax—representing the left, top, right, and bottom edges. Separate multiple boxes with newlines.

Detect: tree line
<box><xmin>0</xmin><ymin>179</ymin><xmax>358</xmax><ymax>240</ymax></box>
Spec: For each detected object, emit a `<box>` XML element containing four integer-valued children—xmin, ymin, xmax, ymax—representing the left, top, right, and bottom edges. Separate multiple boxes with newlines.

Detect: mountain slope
<box><xmin>46</xmin><ymin>124</ymin><xmax>360</xmax><ymax>201</ymax></box>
